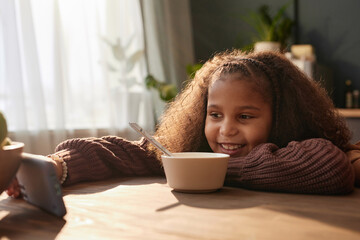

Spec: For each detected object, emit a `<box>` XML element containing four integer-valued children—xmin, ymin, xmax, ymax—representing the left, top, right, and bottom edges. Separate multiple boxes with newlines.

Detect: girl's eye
<box><xmin>239</xmin><ymin>114</ymin><xmax>252</xmax><ymax>120</ymax></box>
<box><xmin>209</xmin><ymin>112</ymin><xmax>222</xmax><ymax>119</ymax></box>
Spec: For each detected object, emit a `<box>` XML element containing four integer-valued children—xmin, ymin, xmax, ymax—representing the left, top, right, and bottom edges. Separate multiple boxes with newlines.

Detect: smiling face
<box><xmin>205</xmin><ymin>73</ymin><xmax>273</xmax><ymax>157</ymax></box>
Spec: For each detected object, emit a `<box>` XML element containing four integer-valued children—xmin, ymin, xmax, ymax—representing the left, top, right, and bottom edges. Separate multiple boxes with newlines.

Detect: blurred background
<box><xmin>1</xmin><ymin>0</ymin><xmax>359</xmax><ymax>154</ymax></box>
<box><xmin>191</xmin><ymin>0</ymin><xmax>360</xmax><ymax>108</ymax></box>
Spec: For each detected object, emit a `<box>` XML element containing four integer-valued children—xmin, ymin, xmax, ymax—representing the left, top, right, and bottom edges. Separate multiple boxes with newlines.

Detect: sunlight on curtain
<box><xmin>0</xmin><ymin>0</ymin><xmax>154</xmax><ymax>154</ymax></box>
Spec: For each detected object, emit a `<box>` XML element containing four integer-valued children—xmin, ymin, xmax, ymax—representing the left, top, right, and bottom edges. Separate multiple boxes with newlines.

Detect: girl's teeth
<box><xmin>221</xmin><ymin>144</ymin><xmax>242</xmax><ymax>150</ymax></box>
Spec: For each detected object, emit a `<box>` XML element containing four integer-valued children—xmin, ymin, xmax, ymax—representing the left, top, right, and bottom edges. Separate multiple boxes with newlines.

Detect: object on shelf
<box><xmin>254</xmin><ymin>41</ymin><xmax>281</xmax><ymax>52</ymax></box>
<box><xmin>337</xmin><ymin>108</ymin><xmax>360</xmax><ymax>118</ymax></box>
<box><xmin>285</xmin><ymin>44</ymin><xmax>316</xmax><ymax>79</ymax></box>
<box><xmin>291</xmin><ymin>45</ymin><xmax>315</xmax><ymax>61</ymax></box>
<box><xmin>353</xmin><ymin>89</ymin><xmax>359</xmax><ymax>108</ymax></box>
<box><xmin>345</xmin><ymin>80</ymin><xmax>354</xmax><ymax>109</ymax></box>
<box><xmin>240</xmin><ymin>3</ymin><xmax>294</xmax><ymax>53</ymax></box>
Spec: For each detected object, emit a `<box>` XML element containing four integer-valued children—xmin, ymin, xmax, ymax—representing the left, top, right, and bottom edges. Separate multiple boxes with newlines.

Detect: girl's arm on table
<box><xmin>344</xmin><ymin>142</ymin><xmax>360</xmax><ymax>187</ymax></box>
<box><xmin>53</xmin><ymin>136</ymin><xmax>164</xmax><ymax>186</ymax></box>
<box><xmin>225</xmin><ymin>138</ymin><xmax>355</xmax><ymax>195</ymax></box>
<box><xmin>6</xmin><ymin>136</ymin><xmax>163</xmax><ymax>198</ymax></box>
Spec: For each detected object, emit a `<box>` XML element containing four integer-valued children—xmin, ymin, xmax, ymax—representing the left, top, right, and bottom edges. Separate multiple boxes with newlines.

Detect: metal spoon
<box><xmin>129</xmin><ymin>122</ymin><xmax>173</xmax><ymax>157</ymax></box>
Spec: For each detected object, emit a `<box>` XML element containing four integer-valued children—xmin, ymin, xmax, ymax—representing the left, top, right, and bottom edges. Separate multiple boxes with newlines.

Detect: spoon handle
<box><xmin>129</xmin><ymin>122</ymin><xmax>173</xmax><ymax>157</ymax></box>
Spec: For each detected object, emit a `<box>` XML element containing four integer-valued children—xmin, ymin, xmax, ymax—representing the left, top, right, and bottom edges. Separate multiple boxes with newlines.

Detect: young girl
<box><xmin>7</xmin><ymin>50</ymin><xmax>357</xmax><ymax>197</ymax></box>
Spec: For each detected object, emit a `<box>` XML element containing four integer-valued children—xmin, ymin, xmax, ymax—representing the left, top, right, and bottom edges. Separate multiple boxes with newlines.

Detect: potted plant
<box><xmin>0</xmin><ymin>112</ymin><xmax>24</xmax><ymax>194</ymax></box>
<box><xmin>145</xmin><ymin>75</ymin><xmax>178</xmax><ymax>103</ymax></box>
<box><xmin>242</xmin><ymin>3</ymin><xmax>294</xmax><ymax>52</ymax></box>
<box><xmin>144</xmin><ymin>62</ymin><xmax>204</xmax><ymax>104</ymax></box>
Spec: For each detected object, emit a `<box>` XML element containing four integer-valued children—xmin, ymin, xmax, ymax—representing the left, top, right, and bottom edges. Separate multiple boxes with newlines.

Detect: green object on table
<box><xmin>0</xmin><ymin>112</ymin><xmax>10</xmax><ymax>148</ymax></box>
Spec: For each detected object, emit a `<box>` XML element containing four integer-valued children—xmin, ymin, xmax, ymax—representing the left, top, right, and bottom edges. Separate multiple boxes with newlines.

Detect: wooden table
<box><xmin>1</xmin><ymin>177</ymin><xmax>360</xmax><ymax>240</ymax></box>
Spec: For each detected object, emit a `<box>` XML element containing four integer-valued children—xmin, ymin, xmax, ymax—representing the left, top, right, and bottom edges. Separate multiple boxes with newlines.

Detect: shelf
<box><xmin>337</xmin><ymin>108</ymin><xmax>360</xmax><ymax>118</ymax></box>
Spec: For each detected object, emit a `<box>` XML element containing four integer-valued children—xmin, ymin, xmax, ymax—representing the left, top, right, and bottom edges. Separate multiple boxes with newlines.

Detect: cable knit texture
<box><xmin>54</xmin><ymin>137</ymin><xmax>164</xmax><ymax>186</ymax></box>
<box><xmin>54</xmin><ymin>137</ymin><xmax>354</xmax><ymax>195</ymax></box>
<box><xmin>226</xmin><ymin>138</ymin><xmax>354</xmax><ymax>194</ymax></box>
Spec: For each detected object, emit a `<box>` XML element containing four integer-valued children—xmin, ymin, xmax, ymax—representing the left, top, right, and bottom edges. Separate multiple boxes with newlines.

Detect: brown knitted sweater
<box><xmin>54</xmin><ymin>136</ymin><xmax>354</xmax><ymax>195</ymax></box>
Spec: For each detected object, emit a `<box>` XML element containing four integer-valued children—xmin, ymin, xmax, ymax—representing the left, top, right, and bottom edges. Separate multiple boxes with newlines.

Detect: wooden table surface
<box><xmin>1</xmin><ymin>177</ymin><xmax>360</xmax><ymax>240</ymax></box>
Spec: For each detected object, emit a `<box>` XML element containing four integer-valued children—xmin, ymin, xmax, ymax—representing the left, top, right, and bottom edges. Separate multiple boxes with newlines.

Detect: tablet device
<box><xmin>16</xmin><ymin>153</ymin><xmax>67</xmax><ymax>217</ymax></box>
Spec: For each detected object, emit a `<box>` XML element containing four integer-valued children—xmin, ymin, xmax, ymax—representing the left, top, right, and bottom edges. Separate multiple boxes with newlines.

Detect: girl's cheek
<box><xmin>204</xmin><ymin>121</ymin><xmax>214</xmax><ymax>138</ymax></box>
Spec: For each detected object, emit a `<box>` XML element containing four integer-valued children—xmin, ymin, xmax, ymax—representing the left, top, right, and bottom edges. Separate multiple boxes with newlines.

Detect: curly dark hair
<box><xmin>148</xmin><ymin>49</ymin><xmax>351</xmax><ymax>159</ymax></box>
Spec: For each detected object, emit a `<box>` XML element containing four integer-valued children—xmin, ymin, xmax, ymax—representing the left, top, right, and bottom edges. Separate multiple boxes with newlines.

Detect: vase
<box><xmin>254</xmin><ymin>41</ymin><xmax>281</xmax><ymax>53</ymax></box>
<box><xmin>0</xmin><ymin>142</ymin><xmax>24</xmax><ymax>194</ymax></box>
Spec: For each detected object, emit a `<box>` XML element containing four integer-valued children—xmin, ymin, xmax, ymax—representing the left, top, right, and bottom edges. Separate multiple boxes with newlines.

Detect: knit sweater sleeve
<box><xmin>53</xmin><ymin>136</ymin><xmax>164</xmax><ymax>186</ymax></box>
<box><xmin>225</xmin><ymin>138</ymin><xmax>355</xmax><ymax>195</ymax></box>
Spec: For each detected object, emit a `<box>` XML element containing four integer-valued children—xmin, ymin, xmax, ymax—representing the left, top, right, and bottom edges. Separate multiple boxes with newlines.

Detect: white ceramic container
<box><xmin>161</xmin><ymin>152</ymin><xmax>229</xmax><ymax>193</ymax></box>
<box><xmin>0</xmin><ymin>142</ymin><xmax>24</xmax><ymax>194</ymax></box>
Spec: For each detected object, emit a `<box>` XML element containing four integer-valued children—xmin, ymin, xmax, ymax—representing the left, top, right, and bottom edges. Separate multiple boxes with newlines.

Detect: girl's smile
<box><xmin>205</xmin><ymin>73</ymin><xmax>273</xmax><ymax>157</ymax></box>
<box><xmin>219</xmin><ymin>143</ymin><xmax>245</xmax><ymax>156</ymax></box>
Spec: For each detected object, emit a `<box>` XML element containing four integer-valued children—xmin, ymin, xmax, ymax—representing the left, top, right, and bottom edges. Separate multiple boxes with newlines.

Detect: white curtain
<box><xmin>0</xmin><ymin>0</ymin><xmax>154</xmax><ymax>155</ymax></box>
<box><xmin>141</xmin><ymin>0</ymin><xmax>195</xmax><ymax>120</ymax></box>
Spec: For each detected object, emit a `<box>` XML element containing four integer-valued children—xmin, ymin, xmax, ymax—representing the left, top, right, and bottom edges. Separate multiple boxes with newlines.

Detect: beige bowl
<box><xmin>161</xmin><ymin>152</ymin><xmax>229</xmax><ymax>193</ymax></box>
<box><xmin>0</xmin><ymin>142</ymin><xmax>24</xmax><ymax>194</ymax></box>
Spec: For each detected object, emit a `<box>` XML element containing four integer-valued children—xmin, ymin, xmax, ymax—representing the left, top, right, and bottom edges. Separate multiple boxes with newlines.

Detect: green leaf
<box><xmin>186</xmin><ymin>63</ymin><xmax>203</xmax><ymax>79</ymax></box>
<box><xmin>145</xmin><ymin>75</ymin><xmax>159</xmax><ymax>89</ymax></box>
<box><xmin>145</xmin><ymin>74</ymin><xmax>178</xmax><ymax>102</ymax></box>
<box><xmin>159</xmin><ymin>85</ymin><xmax>178</xmax><ymax>102</ymax></box>
<box><xmin>241</xmin><ymin>43</ymin><xmax>255</xmax><ymax>53</ymax></box>
<box><xmin>258</xmin><ymin>5</ymin><xmax>272</xmax><ymax>26</ymax></box>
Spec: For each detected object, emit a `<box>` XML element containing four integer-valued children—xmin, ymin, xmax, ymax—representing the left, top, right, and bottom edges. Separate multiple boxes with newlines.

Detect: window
<box><xmin>0</xmin><ymin>0</ymin><xmax>154</xmax><ymax>154</ymax></box>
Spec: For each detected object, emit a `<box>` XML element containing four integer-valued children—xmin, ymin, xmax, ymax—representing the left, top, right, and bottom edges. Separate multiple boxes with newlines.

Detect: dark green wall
<box><xmin>189</xmin><ymin>0</ymin><xmax>360</xmax><ymax>107</ymax></box>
